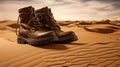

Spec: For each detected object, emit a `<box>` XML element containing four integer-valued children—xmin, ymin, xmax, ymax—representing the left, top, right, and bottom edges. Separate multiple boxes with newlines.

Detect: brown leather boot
<box><xmin>16</xmin><ymin>6</ymin><xmax>58</xmax><ymax>45</ymax></box>
<box><xmin>35</xmin><ymin>7</ymin><xmax>78</xmax><ymax>43</ymax></box>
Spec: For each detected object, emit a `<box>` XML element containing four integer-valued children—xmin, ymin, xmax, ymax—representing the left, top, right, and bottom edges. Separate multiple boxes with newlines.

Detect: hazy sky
<box><xmin>0</xmin><ymin>0</ymin><xmax>120</xmax><ymax>20</ymax></box>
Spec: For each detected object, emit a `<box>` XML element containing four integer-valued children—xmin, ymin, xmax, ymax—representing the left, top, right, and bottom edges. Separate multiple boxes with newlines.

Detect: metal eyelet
<box><xmin>30</xmin><ymin>28</ymin><xmax>36</xmax><ymax>33</ymax></box>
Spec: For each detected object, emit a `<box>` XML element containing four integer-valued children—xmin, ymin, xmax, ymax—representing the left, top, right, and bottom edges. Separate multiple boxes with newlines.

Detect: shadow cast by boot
<box><xmin>33</xmin><ymin>43</ymin><xmax>68</xmax><ymax>50</ymax></box>
<box><xmin>68</xmin><ymin>42</ymin><xmax>87</xmax><ymax>45</ymax></box>
<box><xmin>32</xmin><ymin>42</ymin><xmax>87</xmax><ymax>50</ymax></box>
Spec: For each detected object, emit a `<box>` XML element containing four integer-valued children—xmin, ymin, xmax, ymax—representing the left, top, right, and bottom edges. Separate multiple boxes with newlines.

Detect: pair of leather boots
<box><xmin>16</xmin><ymin>6</ymin><xmax>78</xmax><ymax>45</ymax></box>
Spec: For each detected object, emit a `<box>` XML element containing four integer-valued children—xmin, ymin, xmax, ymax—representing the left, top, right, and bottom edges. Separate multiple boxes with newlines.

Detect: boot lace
<box><xmin>16</xmin><ymin>12</ymin><xmax>43</xmax><ymax>36</ymax></box>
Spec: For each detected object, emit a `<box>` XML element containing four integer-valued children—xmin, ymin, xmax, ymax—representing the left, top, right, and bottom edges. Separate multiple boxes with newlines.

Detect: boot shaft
<box><xmin>35</xmin><ymin>7</ymin><xmax>60</xmax><ymax>30</ymax></box>
<box><xmin>35</xmin><ymin>7</ymin><xmax>51</xmax><ymax>22</ymax></box>
<box><xmin>19</xmin><ymin>6</ymin><xmax>35</xmax><ymax>25</ymax></box>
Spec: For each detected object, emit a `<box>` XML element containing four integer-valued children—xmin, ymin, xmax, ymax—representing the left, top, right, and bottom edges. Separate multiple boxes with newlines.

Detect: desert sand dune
<box><xmin>0</xmin><ymin>20</ymin><xmax>120</xmax><ymax>67</ymax></box>
<box><xmin>84</xmin><ymin>24</ymin><xmax>120</xmax><ymax>34</ymax></box>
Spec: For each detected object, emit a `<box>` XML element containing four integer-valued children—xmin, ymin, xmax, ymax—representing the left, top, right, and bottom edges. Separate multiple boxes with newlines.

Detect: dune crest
<box><xmin>84</xmin><ymin>25</ymin><xmax>119</xmax><ymax>34</ymax></box>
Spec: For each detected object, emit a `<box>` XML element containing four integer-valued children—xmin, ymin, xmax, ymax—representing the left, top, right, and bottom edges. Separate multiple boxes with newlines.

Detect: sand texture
<box><xmin>0</xmin><ymin>20</ymin><xmax>120</xmax><ymax>67</ymax></box>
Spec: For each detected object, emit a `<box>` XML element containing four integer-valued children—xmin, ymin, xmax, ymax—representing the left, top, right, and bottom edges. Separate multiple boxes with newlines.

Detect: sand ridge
<box><xmin>0</xmin><ymin>20</ymin><xmax>120</xmax><ymax>67</ymax></box>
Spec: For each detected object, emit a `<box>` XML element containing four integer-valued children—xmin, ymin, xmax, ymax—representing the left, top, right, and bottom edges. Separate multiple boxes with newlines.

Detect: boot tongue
<box><xmin>35</xmin><ymin>7</ymin><xmax>49</xmax><ymax>13</ymax></box>
<box><xmin>19</xmin><ymin>6</ymin><xmax>34</xmax><ymax>14</ymax></box>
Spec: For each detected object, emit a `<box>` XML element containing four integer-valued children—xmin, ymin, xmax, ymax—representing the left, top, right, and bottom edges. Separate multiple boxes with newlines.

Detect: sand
<box><xmin>0</xmin><ymin>20</ymin><xmax>120</xmax><ymax>67</ymax></box>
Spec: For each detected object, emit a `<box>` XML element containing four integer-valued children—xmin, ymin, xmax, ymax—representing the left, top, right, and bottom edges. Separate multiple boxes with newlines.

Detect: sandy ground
<box><xmin>0</xmin><ymin>20</ymin><xmax>120</xmax><ymax>67</ymax></box>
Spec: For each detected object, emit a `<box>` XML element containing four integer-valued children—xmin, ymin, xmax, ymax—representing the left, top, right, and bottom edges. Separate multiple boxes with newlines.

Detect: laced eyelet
<box><xmin>30</xmin><ymin>28</ymin><xmax>36</xmax><ymax>33</ymax></box>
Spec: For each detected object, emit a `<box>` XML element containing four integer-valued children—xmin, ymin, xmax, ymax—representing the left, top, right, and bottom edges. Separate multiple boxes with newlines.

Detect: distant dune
<box><xmin>0</xmin><ymin>20</ymin><xmax>120</xmax><ymax>67</ymax></box>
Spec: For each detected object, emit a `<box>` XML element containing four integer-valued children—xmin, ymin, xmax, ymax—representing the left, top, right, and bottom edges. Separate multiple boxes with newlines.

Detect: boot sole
<box><xmin>53</xmin><ymin>32</ymin><xmax>78</xmax><ymax>44</ymax></box>
<box><xmin>17</xmin><ymin>36</ymin><xmax>58</xmax><ymax>46</ymax></box>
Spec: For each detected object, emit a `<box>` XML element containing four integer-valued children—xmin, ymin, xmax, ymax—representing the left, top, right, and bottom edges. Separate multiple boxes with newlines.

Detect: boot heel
<box><xmin>17</xmin><ymin>38</ymin><xmax>27</xmax><ymax>44</ymax></box>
